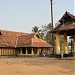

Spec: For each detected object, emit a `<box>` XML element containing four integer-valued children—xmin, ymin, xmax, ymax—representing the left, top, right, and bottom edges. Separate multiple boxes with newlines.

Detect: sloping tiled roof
<box><xmin>56</xmin><ymin>23</ymin><xmax>75</xmax><ymax>31</ymax></box>
<box><xmin>50</xmin><ymin>12</ymin><xmax>75</xmax><ymax>33</ymax></box>
<box><xmin>59</xmin><ymin>11</ymin><xmax>75</xmax><ymax>23</ymax></box>
<box><xmin>32</xmin><ymin>38</ymin><xmax>52</xmax><ymax>47</ymax></box>
<box><xmin>53</xmin><ymin>23</ymin><xmax>75</xmax><ymax>32</ymax></box>
<box><xmin>0</xmin><ymin>30</ymin><xmax>28</xmax><ymax>47</ymax></box>
<box><xmin>17</xmin><ymin>34</ymin><xmax>52</xmax><ymax>47</ymax></box>
<box><xmin>0</xmin><ymin>30</ymin><xmax>52</xmax><ymax>48</ymax></box>
<box><xmin>17</xmin><ymin>34</ymin><xmax>34</xmax><ymax>47</ymax></box>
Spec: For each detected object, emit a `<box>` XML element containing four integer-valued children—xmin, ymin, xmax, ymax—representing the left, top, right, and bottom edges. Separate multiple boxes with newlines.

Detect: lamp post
<box><xmin>50</xmin><ymin>0</ymin><xmax>54</xmax><ymax>56</ymax></box>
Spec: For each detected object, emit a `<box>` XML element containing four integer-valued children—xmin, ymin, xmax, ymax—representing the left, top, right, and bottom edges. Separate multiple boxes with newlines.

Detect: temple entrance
<box><xmin>50</xmin><ymin>11</ymin><xmax>75</xmax><ymax>58</ymax></box>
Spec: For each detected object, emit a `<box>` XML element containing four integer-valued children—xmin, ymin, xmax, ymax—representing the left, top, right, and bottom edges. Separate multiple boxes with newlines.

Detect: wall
<box><xmin>0</xmin><ymin>48</ymin><xmax>16</xmax><ymax>56</ymax></box>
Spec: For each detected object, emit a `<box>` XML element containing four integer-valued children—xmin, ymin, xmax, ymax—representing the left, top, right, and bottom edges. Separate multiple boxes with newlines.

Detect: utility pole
<box><xmin>50</xmin><ymin>0</ymin><xmax>53</xmax><ymax>30</ymax></box>
<box><xmin>50</xmin><ymin>0</ymin><xmax>54</xmax><ymax>56</ymax></box>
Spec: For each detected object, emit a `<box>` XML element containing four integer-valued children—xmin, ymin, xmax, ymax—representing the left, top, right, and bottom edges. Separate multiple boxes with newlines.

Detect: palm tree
<box><xmin>32</xmin><ymin>26</ymin><xmax>39</xmax><ymax>33</ymax></box>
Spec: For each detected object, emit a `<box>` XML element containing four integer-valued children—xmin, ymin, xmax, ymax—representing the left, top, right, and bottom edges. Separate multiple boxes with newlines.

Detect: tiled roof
<box><xmin>32</xmin><ymin>38</ymin><xmax>52</xmax><ymax>47</ymax></box>
<box><xmin>17</xmin><ymin>34</ymin><xmax>34</xmax><ymax>47</ymax></box>
<box><xmin>50</xmin><ymin>12</ymin><xmax>75</xmax><ymax>33</ymax></box>
<box><xmin>59</xmin><ymin>11</ymin><xmax>75</xmax><ymax>23</ymax></box>
<box><xmin>0</xmin><ymin>30</ymin><xmax>28</xmax><ymax>47</ymax></box>
<box><xmin>0</xmin><ymin>30</ymin><xmax>52</xmax><ymax>48</ymax></box>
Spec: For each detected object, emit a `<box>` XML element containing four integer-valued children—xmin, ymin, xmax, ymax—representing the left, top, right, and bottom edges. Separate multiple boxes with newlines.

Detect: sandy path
<box><xmin>0</xmin><ymin>57</ymin><xmax>74</xmax><ymax>75</ymax></box>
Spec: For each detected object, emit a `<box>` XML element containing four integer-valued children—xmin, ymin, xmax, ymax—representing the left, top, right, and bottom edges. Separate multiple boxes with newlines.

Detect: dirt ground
<box><xmin>0</xmin><ymin>57</ymin><xmax>75</xmax><ymax>75</ymax></box>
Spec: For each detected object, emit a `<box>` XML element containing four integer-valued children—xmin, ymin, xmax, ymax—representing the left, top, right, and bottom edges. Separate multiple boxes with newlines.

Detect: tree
<box><xmin>32</xmin><ymin>26</ymin><xmax>39</xmax><ymax>33</ymax></box>
<box><xmin>39</xmin><ymin>24</ymin><xmax>47</xmax><ymax>39</ymax></box>
<box><xmin>44</xmin><ymin>23</ymin><xmax>53</xmax><ymax>45</ymax></box>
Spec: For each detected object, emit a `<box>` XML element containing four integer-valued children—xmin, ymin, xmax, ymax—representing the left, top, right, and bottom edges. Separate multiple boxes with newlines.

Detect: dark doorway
<box><xmin>22</xmin><ymin>48</ymin><xmax>26</xmax><ymax>54</ymax></box>
<box><xmin>27</xmin><ymin>47</ymin><xmax>31</xmax><ymax>54</ymax></box>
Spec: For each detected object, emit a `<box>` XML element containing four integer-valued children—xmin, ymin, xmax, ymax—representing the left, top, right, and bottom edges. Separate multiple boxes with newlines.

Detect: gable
<box><xmin>34</xmin><ymin>32</ymin><xmax>41</xmax><ymax>39</ymax></box>
<box><xmin>53</xmin><ymin>12</ymin><xmax>75</xmax><ymax>32</ymax></box>
<box><xmin>59</xmin><ymin>11</ymin><xmax>75</xmax><ymax>25</ymax></box>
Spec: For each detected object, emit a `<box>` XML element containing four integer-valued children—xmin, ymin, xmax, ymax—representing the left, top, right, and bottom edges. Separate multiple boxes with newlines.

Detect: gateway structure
<box><xmin>50</xmin><ymin>11</ymin><xmax>75</xmax><ymax>58</ymax></box>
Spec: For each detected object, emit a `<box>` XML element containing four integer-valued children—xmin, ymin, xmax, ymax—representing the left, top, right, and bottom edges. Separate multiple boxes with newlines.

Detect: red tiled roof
<box><xmin>17</xmin><ymin>34</ymin><xmax>34</xmax><ymax>47</ymax></box>
<box><xmin>0</xmin><ymin>30</ymin><xmax>28</xmax><ymax>47</ymax></box>
<box><xmin>0</xmin><ymin>30</ymin><xmax>52</xmax><ymax>48</ymax></box>
<box><xmin>32</xmin><ymin>38</ymin><xmax>52</xmax><ymax>47</ymax></box>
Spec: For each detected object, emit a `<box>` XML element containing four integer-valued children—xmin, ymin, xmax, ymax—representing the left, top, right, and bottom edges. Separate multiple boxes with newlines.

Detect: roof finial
<box><xmin>66</xmin><ymin>11</ymin><xmax>68</xmax><ymax>14</ymax></box>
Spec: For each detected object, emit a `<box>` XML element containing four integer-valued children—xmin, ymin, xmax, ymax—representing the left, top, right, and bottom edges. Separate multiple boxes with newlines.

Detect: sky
<box><xmin>74</xmin><ymin>0</ymin><xmax>75</xmax><ymax>14</ymax></box>
<box><xmin>0</xmin><ymin>0</ymin><xmax>74</xmax><ymax>33</ymax></box>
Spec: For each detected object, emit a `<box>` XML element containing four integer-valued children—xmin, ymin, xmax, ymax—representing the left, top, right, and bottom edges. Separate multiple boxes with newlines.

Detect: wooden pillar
<box><xmin>2</xmin><ymin>48</ymin><xmax>4</xmax><ymax>55</ymax></box>
<box><xmin>39</xmin><ymin>48</ymin><xmax>41</xmax><ymax>54</ymax></box>
<box><xmin>1</xmin><ymin>49</ymin><xmax>2</xmax><ymax>55</ymax></box>
<box><xmin>55</xmin><ymin>32</ymin><xmax>61</xmax><ymax>58</ymax></box>
<box><xmin>43</xmin><ymin>48</ymin><xmax>46</xmax><ymax>57</ymax></box>
<box><xmin>0</xmin><ymin>49</ymin><xmax>1</xmax><ymax>55</ymax></box>
<box><xmin>20</xmin><ymin>48</ymin><xmax>22</xmax><ymax>54</ymax></box>
<box><xmin>7</xmin><ymin>49</ymin><xmax>9</xmax><ymax>56</ymax></box>
<box><xmin>26</xmin><ymin>48</ymin><xmax>28</xmax><ymax>55</ymax></box>
<box><xmin>31</xmin><ymin>48</ymin><xmax>34</xmax><ymax>55</ymax></box>
<box><xmin>4</xmin><ymin>48</ymin><xmax>6</xmax><ymax>55</ymax></box>
<box><xmin>63</xmin><ymin>33</ymin><xmax>68</xmax><ymax>57</ymax></box>
<box><xmin>74</xmin><ymin>35</ymin><xmax>75</xmax><ymax>53</ymax></box>
<box><xmin>37</xmin><ymin>48</ymin><xmax>40</xmax><ymax>55</ymax></box>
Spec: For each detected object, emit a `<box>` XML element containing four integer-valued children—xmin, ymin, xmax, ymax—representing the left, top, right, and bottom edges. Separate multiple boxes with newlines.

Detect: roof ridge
<box><xmin>66</xmin><ymin>12</ymin><xmax>75</xmax><ymax>19</ymax></box>
<box><xmin>59</xmin><ymin>11</ymin><xmax>75</xmax><ymax>23</ymax></box>
<box><xmin>0</xmin><ymin>29</ymin><xmax>28</xmax><ymax>34</ymax></box>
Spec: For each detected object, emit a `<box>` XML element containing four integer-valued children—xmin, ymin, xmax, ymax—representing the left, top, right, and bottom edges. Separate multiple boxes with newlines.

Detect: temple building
<box><xmin>50</xmin><ymin>11</ymin><xmax>75</xmax><ymax>58</ymax></box>
<box><xmin>0</xmin><ymin>30</ymin><xmax>52</xmax><ymax>57</ymax></box>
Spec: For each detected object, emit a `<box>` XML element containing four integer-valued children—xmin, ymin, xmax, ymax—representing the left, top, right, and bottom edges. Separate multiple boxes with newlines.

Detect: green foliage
<box><xmin>32</xmin><ymin>26</ymin><xmax>39</xmax><ymax>33</ymax></box>
<box><xmin>44</xmin><ymin>23</ymin><xmax>53</xmax><ymax>45</ymax></box>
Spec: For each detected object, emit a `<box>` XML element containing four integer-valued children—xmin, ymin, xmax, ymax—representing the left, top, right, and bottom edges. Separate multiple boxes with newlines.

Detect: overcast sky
<box><xmin>0</xmin><ymin>0</ymin><xmax>74</xmax><ymax>33</ymax></box>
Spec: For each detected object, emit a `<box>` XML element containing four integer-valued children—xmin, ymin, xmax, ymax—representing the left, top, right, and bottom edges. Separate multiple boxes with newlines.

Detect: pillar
<box><xmin>37</xmin><ymin>50</ymin><xmax>40</xmax><ymax>55</ymax></box>
<box><xmin>26</xmin><ymin>48</ymin><xmax>28</xmax><ymax>55</ymax></box>
<box><xmin>55</xmin><ymin>32</ymin><xmax>61</xmax><ymax>58</ymax></box>
<box><xmin>74</xmin><ymin>35</ymin><xmax>75</xmax><ymax>53</ymax></box>
<box><xmin>31</xmin><ymin>48</ymin><xmax>34</xmax><ymax>55</ymax></box>
<box><xmin>20</xmin><ymin>48</ymin><xmax>22</xmax><ymax>54</ymax></box>
<box><xmin>63</xmin><ymin>33</ymin><xmax>68</xmax><ymax>57</ymax></box>
<box><xmin>43</xmin><ymin>48</ymin><xmax>46</xmax><ymax>57</ymax></box>
<box><xmin>37</xmin><ymin>48</ymin><xmax>40</xmax><ymax>55</ymax></box>
<box><xmin>38</xmin><ymin>48</ymin><xmax>41</xmax><ymax>56</ymax></box>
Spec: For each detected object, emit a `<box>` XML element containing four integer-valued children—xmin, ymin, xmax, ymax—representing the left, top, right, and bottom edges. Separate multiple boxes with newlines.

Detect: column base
<box><xmin>55</xmin><ymin>54</ymin><xmax>61</xmax><ymax>58</ymax></box>
<box><xmin>63</xmin><ymin>54</ymin><xmax>69</xmax><ymax>57</ymax></box>
<box><xmin>68</xmin><ymin>53</ymin><xmax>74</xmax><ymax>57</ymax></box>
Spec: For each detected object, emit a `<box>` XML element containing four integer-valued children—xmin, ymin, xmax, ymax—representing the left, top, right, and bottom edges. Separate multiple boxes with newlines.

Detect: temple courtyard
<box><xmin>0</xmin><ymin>57</ymin><xmax>74</xmax><ymax>75</ymax></box>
